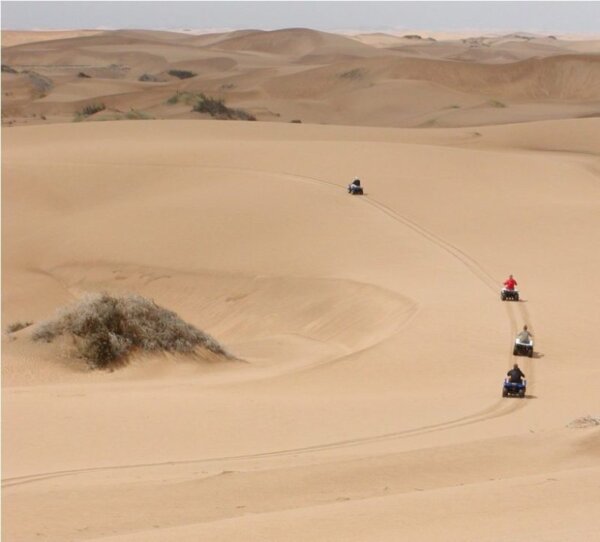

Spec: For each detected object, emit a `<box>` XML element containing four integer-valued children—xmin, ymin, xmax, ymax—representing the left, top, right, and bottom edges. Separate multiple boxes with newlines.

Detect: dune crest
<box><xmin>2</xmin><ymin>27</ymin><xmax>599</xmax><ymax>127</ymax></box>
<box><xmin>2</xmin><ymin>25</ymin><xmax>600</xmax><ymax>542</ymax></box>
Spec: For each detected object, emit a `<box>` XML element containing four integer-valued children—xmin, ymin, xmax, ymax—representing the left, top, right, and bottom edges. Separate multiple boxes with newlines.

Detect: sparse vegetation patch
<box><xmin>168</xmin><ymin>69</ymin><xmax>196</xmax><ymax>80</ymax></box>
<box><xmin>567</xmin><ymin>415</ymin><xmax>600</xmax><ymax>428</ymax></box>
<box><xmin>81</xmin><ymin>103</ymin><xmax>106</xmax><ymax>116</ymax></box>
<box><xmin>6</xmin><ymin>321</ymin><xmax>33</xmax><ymax>334</ymax></box>
<box><xmin>1</xmin><ymin>64</ymin><xmax>18</xmax><ymax>74</ymax></box>
<box><xmin>25</xmin><ymin>71</ymin><xmax>53</xmax><ymax>97</ymax></box>
<box><xmin>139</xmin><ymin>73</ymin><xmax>162</xmax><ymax>82</ymax></box>
<box><xmin>32</xmin><ymin>293</ymin><xmax>229</xmax><ymax>369</ymax></box>
<box><xmin>192</xmin><ymin>93</ymin><xmax>256</xmax><ymax>120</ymax></box>
<box><xmin>165</xmin><ymin>91</ymin><xmax>202</xmax><ymax>105</ymax></box>
<box><xmin>74</xmin><ymin>102</ymin><xmax>106</xmax><ymax>121</ymax></box>
<box><xmin>489</xmin><ymin>99</ymin><xmax>507</xmax><ymax>108</ymax></box>
<box><xmin>339</xmin><ymin>68</ymin><xmax>364</xmax><ymax>80</ymax></box>
<box><xmin>124</xmin><ymin>109</ymin><xmax>154</xmax><ymax>120</ymax></box>
<box><xmin>95</xmin><ymin>109</ymin><xmax>154</xmax><ymax>121</ymax></box>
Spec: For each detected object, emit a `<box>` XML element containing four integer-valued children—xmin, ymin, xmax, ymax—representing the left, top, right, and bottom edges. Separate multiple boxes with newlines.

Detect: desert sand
<box><xmin>2</xmin><ymin>28</ymin><xmax>600</xmax><ymax>541</ymax></box>
<box><xmin>2</xmin><ymin>28</ymin><xmax>600</xmax><ymax>128</ymax></box>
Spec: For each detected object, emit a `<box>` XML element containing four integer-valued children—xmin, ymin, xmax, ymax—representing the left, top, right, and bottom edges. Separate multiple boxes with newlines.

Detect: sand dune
<box><xmin>2</xmin><ymin>28</ymin><xmax>599</xmax><ymax>127</ymax></box>
<box><xmin>1</xmin><ymin>29</ymin><xmax>105</xmax><ymax>47</ymax></box>
<box><xmin>2</xmin><ymin>116</ymin><xmax>600</xmax><ymax>540</ymax></box>
<box><xmin>266</xmin><ymin>54</ymin><xmax>600</xmax><ymax>101</ymax></box>
<box><xmin>2</xmin><ymin>23</ymin><xmax>600</xmax><ymax>542</ymax></box>
<box><xmin>211</xmin><ymin>28</ymin><xmax>378</xmax><ymax>58</ymax></box>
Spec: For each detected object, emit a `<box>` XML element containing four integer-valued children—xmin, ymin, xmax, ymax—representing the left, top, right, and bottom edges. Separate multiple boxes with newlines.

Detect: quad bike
<box><xmin>503</xmin><ymin>378</ymin><xmax>527</xmax><ymax>398</ymax></box>
<box><xmin>348</xmin><ymin>179</ymin><xmax>363</xmax><ymax>195</ymax></box>
<box><xmin>513</xmin><ymin>336</ymin><xmax>534</xmax><ymax>357</ymax></box>
<box><xmin>501</xmin><ymin>288</ymin><xmax>519</xmax><ymax>301</ymax></box>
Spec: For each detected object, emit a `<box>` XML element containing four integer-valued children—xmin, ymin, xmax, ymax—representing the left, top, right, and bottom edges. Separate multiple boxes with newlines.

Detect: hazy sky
<box><xmin>2</xmin><ymin>1</ymin><xmax>599</xmax><ymax>34</ymax></box>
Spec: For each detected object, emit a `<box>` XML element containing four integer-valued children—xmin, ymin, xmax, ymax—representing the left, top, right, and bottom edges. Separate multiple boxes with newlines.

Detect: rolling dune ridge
<box><xmin>2</xmin><ymin>28</ymin><xmax>599</xmax><ymax>127</ymax></box>
<box><xmin>2</xmin><ymin>27</ymin><xmax>600</xmax><ymax>541</ymax></box>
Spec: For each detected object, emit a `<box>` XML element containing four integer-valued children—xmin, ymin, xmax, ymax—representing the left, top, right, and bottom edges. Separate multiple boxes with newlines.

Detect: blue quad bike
<box><xmin>503</xmin><ymin>378</ymin><xmax>527</xmax><ymax>398</ymax></box>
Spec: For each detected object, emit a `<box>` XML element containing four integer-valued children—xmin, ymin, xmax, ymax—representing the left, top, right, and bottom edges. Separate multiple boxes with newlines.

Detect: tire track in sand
<box><xmin>1</xmin><ymin>393</ymin><xmax>515</xmax><ymax>489</ymax></box>
<box><xmin>3</xmin><ymin>166</ymin><xmax>536</xmax><ymax>489</ymax></box>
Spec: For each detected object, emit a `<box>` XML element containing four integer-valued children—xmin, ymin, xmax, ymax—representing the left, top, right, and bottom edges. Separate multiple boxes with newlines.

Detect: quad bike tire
<box><xmin>502</xmin><ymin>389</ymin><xmax>508</xmax><ymax>397</ymax></box>
<box><xmin>513</xmin><ymin>346</ymin><xmax>518</xmax><ymax>355</ymax></box>
<box><xmin>528</xmin><ymin>349</ymin><xmax>533</xmax><ymax>358</ymax></box>
<box><xmin>518</xmin><ymin>389</ymin><xmax>525</xmax><ymax>398</ymax></box>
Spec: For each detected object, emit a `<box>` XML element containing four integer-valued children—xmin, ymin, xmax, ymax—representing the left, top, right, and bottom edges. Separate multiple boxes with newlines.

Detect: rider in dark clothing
<box><xmin>348</xmin><ymin>177</ymin><xmax>362</xmax><ymax>194</ymax></box>
<box><xmin>507</xmin><ymin>364</ymin><xmax>525</xmax><ymax>383</ymax></box>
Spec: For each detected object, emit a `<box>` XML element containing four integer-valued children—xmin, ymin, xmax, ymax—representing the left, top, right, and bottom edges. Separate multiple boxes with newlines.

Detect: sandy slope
<box><xmin>1</xmin><ymin>30</ymin><xmax>104</xmax><ymax>47</ymax></box>
<box><xmin>2</xmin><ymin>118</ymin><xmax>600</xmax><ymax>540</ymax></box>
<box><xmin>2</xmin><ymin>28</ymin><xmax>599</xmax><ymax>128</ymax></box>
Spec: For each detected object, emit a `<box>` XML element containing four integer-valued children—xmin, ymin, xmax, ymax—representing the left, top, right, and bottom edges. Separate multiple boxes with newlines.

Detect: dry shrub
<box><xmin>6</xmin><ymin>321</ymin><xmax>33</xmax><ymax>333</ymax></box>
<box><xmin>79</xmin><ymin>103</ymin><xmax>106</xmax><ymax>116</ymax></box>
<box><xmin>168</xmin><ymin>69</ymin><xmax>196</xmax><ymax>79</ymax></box>
<box><xmin>192</xmin><ymin>93</ymin><xmax>255</xmax><ymax>121</ymax></box>
<box><xmin>567</xmin><ymin>416</ymin><xmax>600</xmax><ymax>428</ymax></box>
<box><xmin>339</xmin><ymin>68</ymin><xmax>363</xmax><ymax>80</ymax></box>
<box><xmin>32</xmin><ymin>293</ymin><xmax>228</xmax><ymax>369</ymax></box>
<box><xmin>138</xmin><ymin>73</ymin><xmax>161</xmax><ymax>82</ymax></box>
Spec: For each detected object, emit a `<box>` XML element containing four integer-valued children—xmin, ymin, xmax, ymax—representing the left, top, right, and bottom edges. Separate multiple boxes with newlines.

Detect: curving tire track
<box><xmin>3</xmin><ymin>162</ymin><xmax>536</xmax><ymax>489</ymax></box>
<box><xmin>2</xmin><ymin>395</ymin><xmax>513</xmax><ymax>489</ymax></box>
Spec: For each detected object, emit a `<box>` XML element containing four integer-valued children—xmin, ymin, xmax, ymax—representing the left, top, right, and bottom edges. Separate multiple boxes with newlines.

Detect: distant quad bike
<box><xmin>348</xmin><ymin>178</ymin><xmax>363</xmax><ymax>195</ymax></box>
<box><xmin>501</xmin><ymin>288</ymin><xmax>519</xmax><ymax>301</ymax></box>
<box><xmin>503</xmin><ymin>378</ymin><xmax>527</xmax><ymax>398</ymax></box>
<box><xmin>513</xmin><ymin>337</ymin><xmax>534</xmax><ymax>358</ymax></box>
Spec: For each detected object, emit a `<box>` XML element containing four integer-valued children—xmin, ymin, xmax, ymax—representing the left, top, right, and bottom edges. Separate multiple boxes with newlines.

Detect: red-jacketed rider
<box><xmin>503</xmin><ymin>274</ymin><xmax>517</xmax><ymax>291</ymax></box>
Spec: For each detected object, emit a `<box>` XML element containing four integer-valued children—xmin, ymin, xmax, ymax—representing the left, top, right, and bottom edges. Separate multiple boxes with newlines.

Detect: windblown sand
<box><xmin>2</xmin><ymin>28</ymin><xmax>600</xmax><ymax>542</ymax></box>
<box><xmin>2</xmin><ymin>28</ymin><xmax>600</xmax><ymax>127</ymax></box>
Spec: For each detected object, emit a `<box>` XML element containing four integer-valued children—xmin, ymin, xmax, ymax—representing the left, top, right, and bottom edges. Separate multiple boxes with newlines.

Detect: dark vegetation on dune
<box><xmin>75</xmin><ymin>103</ymin><xmax>106</xmax><ymax>120</ymax></box>
<box><xmin>138</xmin><ymin>73</ymin><xmax>163</xmax><ymax>82</ymax></box>
<box><xmin>166</xmin><ymin>91</ymin><xmax>255</xmax><ymax>120</ymax></box>
<box><xmin>24</xmin><ymin>71</ymin><xmax>53</xmax><ymax>97</ymax></box>
<box><xmin>192</xmin><ymin>93</ymin><xmax>256</xmax><ymax>121</ymax></box>
<box><xmin>32</xmin><ymin>293</ymin><xmax>229</xmax><ymax>369</ymax></box>
<box><xmin>165</xmin><ymin>91</ymin><xmax>199</xmax><ymax>105</ymax></box>
<box><xmin>6</xmin><ymin>321</ymin><xmax>34</xmax><ymax>334</ymax></box>
<box><xmin>339</xmin><ymin>68</ymin><xmax>364</xmax><ymax>80</ymax></box>
<box><xmin>168</xmin><ymin>69</ymin><xmax>196</xmax><ymax>79</ymax></box>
